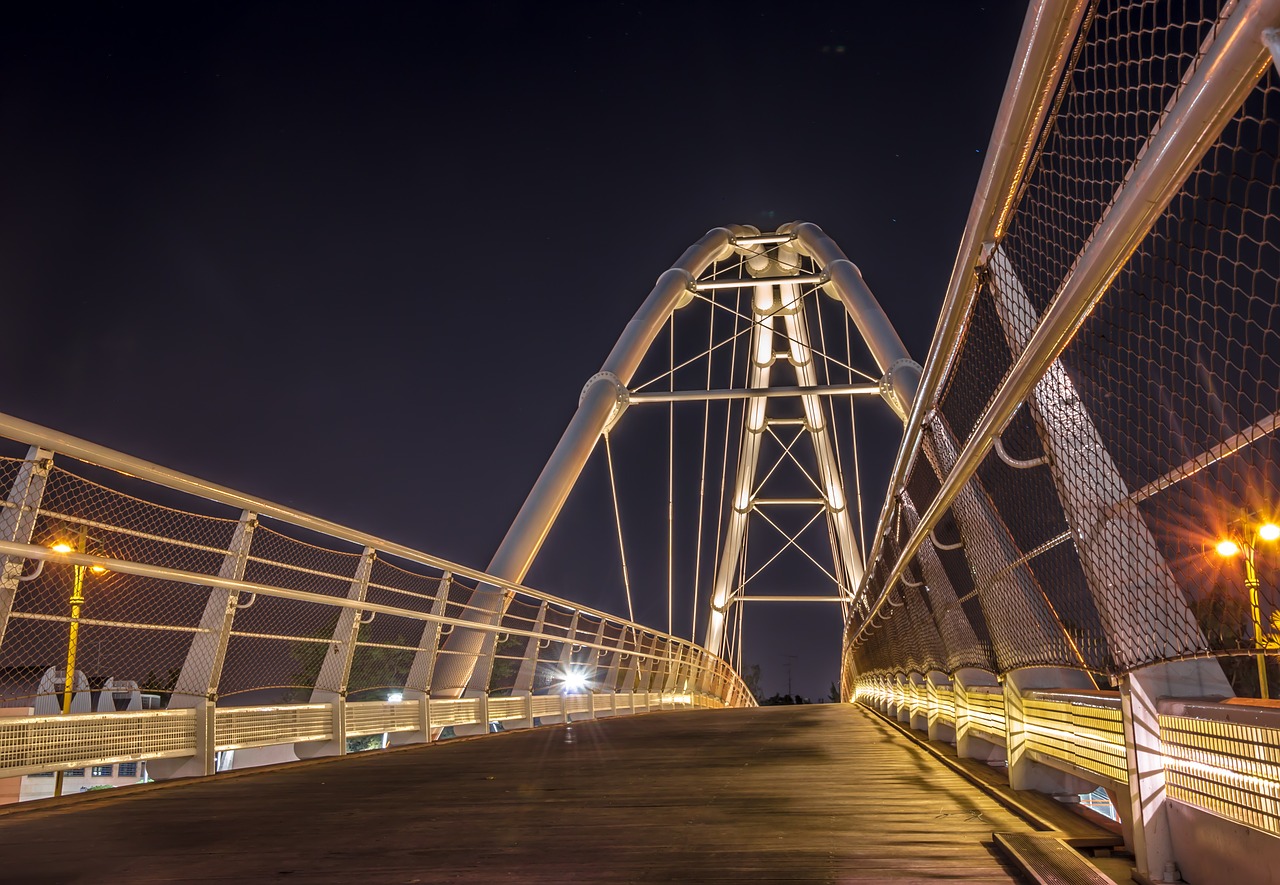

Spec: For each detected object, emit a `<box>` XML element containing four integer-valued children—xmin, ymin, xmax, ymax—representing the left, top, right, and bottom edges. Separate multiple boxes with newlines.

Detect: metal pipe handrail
<box><xmin>0</xmin><ymin>410</ymin><xmax>695</xmax><ymax>650</ymax></box>
<box><xmin>852</xmin><ymin>0</ymin><xmax>1089</xmax><ymax>616</ymax></box>
<box><xmin>2</xmin><ymin>540</ymin><xmax>717</xmax><ymax>669</ymax></box>
<box><xmin>851</xmin><ymin>0</ymin><xmax>1280</xmax><ymax>646</ymax></box>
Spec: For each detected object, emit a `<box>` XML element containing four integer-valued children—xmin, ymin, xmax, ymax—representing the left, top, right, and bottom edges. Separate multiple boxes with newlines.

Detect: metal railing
<box><xmin>856</xmin><ymin>673</ymin><xmax>1280</xmax><ymax>842</ymax></box>
<box><xmin>0</xmin><ymin>413</ymin><xmax>752</xmax><ymax>787</ymax></box>
<box><xmin>844</xmin><ymin>1</ymin><xmax>1280</xmax><ymax>879</ymax></box>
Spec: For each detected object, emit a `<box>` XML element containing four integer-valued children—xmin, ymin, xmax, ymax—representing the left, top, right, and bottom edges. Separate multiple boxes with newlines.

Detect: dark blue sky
<box><xmin>0</xmin><ymin>1</ymin><xmax>1026</xmax><ymax>698</ymax></box>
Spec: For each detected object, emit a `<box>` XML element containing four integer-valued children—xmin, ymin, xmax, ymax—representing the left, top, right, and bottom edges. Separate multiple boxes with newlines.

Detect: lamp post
<box><xmin>48</xmin><ymin>525</ymin><xmax>107</xmax><ymax>796</ymax></box>
<box><xmin>1215</xmin><ymin>518</ymin><xmax>1280</xmax><ymax>699</ymax></box>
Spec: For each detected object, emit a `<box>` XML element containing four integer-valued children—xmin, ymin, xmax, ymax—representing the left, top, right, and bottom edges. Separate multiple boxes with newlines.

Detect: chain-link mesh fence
<box><xmin>847</xmin><ymin>1</ymin><xmax>1280</xmax><ymax>699</ymax></box>
<box><xmin>0</xmin><ymin>444</ymin><xmax>749</xmax><ymax>720</ymax></box>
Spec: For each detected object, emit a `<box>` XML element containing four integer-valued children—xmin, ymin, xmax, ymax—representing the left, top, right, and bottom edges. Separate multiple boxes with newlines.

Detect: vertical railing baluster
<box><xmin>0</xmin><ymin>446</ymin><xmax>53</xmax><ymax>651</ymax></box>
<box><xmin>149</xmin><ymin>509</ymin><xmax>257</xmax><ymax>779</ymax></box>
<box><xmin>297</xmin><ymin>547</ymin><xmax>374</xmax><ymax>758</ymax></box>
<box><xmin>389</xmin><ymin>572</ymin><xmax>451</xmax><ymax>746</ymax></box>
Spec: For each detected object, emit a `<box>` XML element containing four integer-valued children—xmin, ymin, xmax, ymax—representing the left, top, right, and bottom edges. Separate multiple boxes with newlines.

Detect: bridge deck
<box><xmin>0</xmin><ymin>705</ymin><xmax>1045</xmax><ymax>882</ymax></box>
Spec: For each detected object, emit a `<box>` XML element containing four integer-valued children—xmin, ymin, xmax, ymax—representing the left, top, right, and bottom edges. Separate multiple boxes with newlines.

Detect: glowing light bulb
<box><xmin>1216</xmin><ymin>539</ymin><xmax>1241</xmax><ymax>558</ymax></box>
<box><xmin>1259</xmin><ymin>523</ymin><xmax>1280</xmax><ymax>542</ymax></box>
<box><xmin>50</xmin><ymin>542</ymin><xmax>73</xmax><ymax>554</ymax></box>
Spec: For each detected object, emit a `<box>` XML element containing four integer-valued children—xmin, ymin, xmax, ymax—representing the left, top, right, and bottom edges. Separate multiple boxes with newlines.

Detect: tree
<box><xmin>741</xmin><ymin>663</ymin><xmax>763</xmax><ymax>703</ymax></box>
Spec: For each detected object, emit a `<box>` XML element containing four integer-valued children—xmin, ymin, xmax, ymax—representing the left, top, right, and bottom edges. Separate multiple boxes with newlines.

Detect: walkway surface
<box><xmin>0</xmin><ymin>705</ymin><xmax>1041</xmax><ymax>883</ymax></box>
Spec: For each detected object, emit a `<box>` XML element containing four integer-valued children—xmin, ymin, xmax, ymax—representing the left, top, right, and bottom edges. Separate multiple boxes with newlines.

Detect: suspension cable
<box><xmin>748</xmin><ymin>508</ymin><xmax>840</xmax><ymax>587</ymax></box>
<box><xmin>848</xmin><ymin>308</ymin><xmax>867</xmax><ymax>563</ymax></box>
<box><xmin>814</xmin><ymin>290</ymin><xmax>855</xmax><ymax>593</ymax></box>
<box><xmin>631</xmin><ymin>320</ymin><xmax>755</xmax><ymax>394</ymax></box>
<box><xmin>603</xmin><ymin>433</ymin><xmax>635</xmax><ymax>623</ymax></box>
<box><xmin>689</xmin><ymin>292</ymin><xmax>876</xmax><ymax>382</ymax></box>
<box><xmin>667</xmin><ymin>313</ymin><xmax>675</xmax><ymax>639</ymax></box>
<box><xmin>709</xmin><ymin>283</ymin><xmax>745</xmax><ymax>644</ymax></box>
<box><xmin>690</xmin><ymin>272</ymin><xmax>718</xmax><ymax>644</ymax></box>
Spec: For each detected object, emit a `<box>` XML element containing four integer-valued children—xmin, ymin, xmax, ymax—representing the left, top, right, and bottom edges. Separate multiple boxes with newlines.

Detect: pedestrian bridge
<box><xmin>0</xmin><ymin>704</ymin><xmax>1124</xmax><ymax>884</ymax></box>
<box><xmin>4</xmin><ymin>1</ymin><xmax>1280</xmax><ymax>883</ymax></box>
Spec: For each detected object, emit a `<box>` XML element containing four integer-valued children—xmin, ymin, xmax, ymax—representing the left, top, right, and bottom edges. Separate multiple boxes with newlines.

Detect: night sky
<box><xmin>1</xmin><ymin>1</ymin><xmax>1026</xmax><ymax>699</ymax></box>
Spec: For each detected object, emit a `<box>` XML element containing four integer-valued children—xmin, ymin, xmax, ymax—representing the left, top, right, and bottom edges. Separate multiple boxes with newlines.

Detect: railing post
<box><xmin>559</xmin><ymin>611</ymin><xmax>581</xmax><ymax>722</ymax></box>
<box><xmin>635</xmin><ymin>634</ymin><xmax>656</xmax><ymax>695</ymax></box>
<box><xmin>388</xmin><ymin>572</ymin><xmax>451</xmax><ymax>747</ymax></box>
<box><xmin>603</xmin><ymin>625</ymin><xmax>627</xmax><ymax>696</ymax></box>
<box><xmin>662</xmin><ymin>642</ymin><xmax>684</xmax><ymax>695</ymax></box>
<box><xmin>1120</xmin><ymin>660</ymin><xmax>1237</xmax><ymax>884</ymax></box>
<box><xmin>507</xmin><ymin>601</ymin><xmax>548</xmax><ymax>730</ymax></box>
<box><xmin>149</xmin><ymin>510</ymin><xmax>257</xmax><ymax>780</ymax></box>
<box><xmin>297</xmin><ymin>547</ymin><xmax>375</xmax><ymax>759</ymax></box>
<box><xmin>194</xmin><ymin>699</ymin><xmax>217</xmax><ymax>777</ymax></box>
<box><xmin>908</xmin><ymin>672</ymin><xmax>928</xmax><ymax>733</ymax></box>
<box><xmin>987</xmin><ymin>247</ymin><xmax>1231</xmax><ymax>677</ymax></box>
<box><xmin>953</xmin><ymin>668</ymin><xmax>1004</xmax><ymax>763</ymax></box>
<box><xmin>616</xmin><ymin>636</ymin><xmax>639</xmax><ymax>699</ymax></box>
<box><xmin>0</xmin><ymin>447</ymin><xmax>53</xmax><ymax>649</ymax></box>
<box><xmin>926</xmin><ymin>671</ymin><xmax>954</xmax><ymax>743</ymax></box>
<box><xmin>588</xmin><ymin>618</ymin><xmax>608</xmax><ymax>717</ymax></box>
<box><xmin>1003</xmin><ymin>668</ymin><xmax>1096</xmax><ymax>795</ymax></box>
<box><xmin>893</xmin><ymin>673</ymin><xmax>910</xmax><ymax>723</ymax></box>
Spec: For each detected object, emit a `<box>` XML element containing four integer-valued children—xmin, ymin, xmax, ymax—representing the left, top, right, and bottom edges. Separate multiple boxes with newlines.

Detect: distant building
<box><xmin>13</xmin><ymin>761</ymin><xmax>150</xmax><ymax>804</ymax></box>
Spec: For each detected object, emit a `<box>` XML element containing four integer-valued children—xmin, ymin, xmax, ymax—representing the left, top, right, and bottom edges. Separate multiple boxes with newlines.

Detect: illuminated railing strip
<box><xmin>1021</xmin><ymin>693</ymin><xmax>1127</xmax><ymax>786</ymax></box>
<box><xmin>962</xmin><ymin>687</ymin><xmax>1007</xmax><ymax>743</ymax></box>
<box><xmin>1161</xmin><ymin>713</ymin><xmax>1280</xmax><ymax>838</ymax></box>
<box><xmin>855</xmin><ymin>673</ymin><xmax>1280</xmax><ymax>843</ymax></box>
<box><xmin>0</xmin><ymin>691</ymin><xmax>703</xmax><ymax>779</ymax></box>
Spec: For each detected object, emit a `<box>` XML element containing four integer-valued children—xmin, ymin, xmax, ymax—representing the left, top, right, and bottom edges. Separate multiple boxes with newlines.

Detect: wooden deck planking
<box><xmin>0</xmin><ymin>705</ymin><xmax>1041</xmax><ymax>883</ymax></box>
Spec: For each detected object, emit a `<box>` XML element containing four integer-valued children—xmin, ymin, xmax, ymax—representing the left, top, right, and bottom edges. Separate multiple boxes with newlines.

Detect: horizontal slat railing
<box><xmin>961</xmin><ymin>685</ymin><xmax>1007</xmax><ymax>746</ymax></box>
<box><xmin>856</xmin><ymin>674</ymin><xmax>1280</xmax><ymax>840</ymax></box>
<box><xmin>1020</xmin><ymin>689</ymin><xmax>1127</xmax><ymax>788</ymax></box>
<box><xmin>1159</xmin><ymin>699</ymin><xmax>1280</xmax><ymax>839</ymax></box>
<box><xmin>0</xmin><ymin>709</ymin><xmax>196</xmax><ymax>779</ymax></box>
<box><xmin>0</xmin><ymin>691</ymin><xmax>707</xmax><ymax>779</ymax></box>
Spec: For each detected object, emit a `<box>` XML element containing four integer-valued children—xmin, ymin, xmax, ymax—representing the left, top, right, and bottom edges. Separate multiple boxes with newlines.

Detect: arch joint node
<box><xmin>580</xmin><ymin>371</ymin><xmax>630</xmax><ymax>432</ymax></box>
<box><xmin>879</xmin><ymin>358</ymin><xmax>923</xmax><ymax>421</ymax></box>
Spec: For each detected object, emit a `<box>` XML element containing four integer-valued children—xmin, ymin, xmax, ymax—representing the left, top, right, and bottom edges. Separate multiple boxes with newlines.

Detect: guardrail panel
<box><xmin>0</xmin><ymin>709</ymin><xmax>195</xmax><ymax>778</ymax></box>
<box><xmin>214</xmin><ymin>704</ymin><xmax>332</xmax><ymax>751</ymax></box>
<box><xmin>1161</xmin><ymin>712</ymin><xmax>1280</xmax><ymax>838</ymax></box>
<box><xmin>345</xmin><ymin>700</ymin><xmax>422</xmax><ymax>737</ymax></box>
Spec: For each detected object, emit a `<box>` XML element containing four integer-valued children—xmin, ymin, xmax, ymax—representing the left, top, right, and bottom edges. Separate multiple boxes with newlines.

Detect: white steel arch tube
<box><xmin>428</xmin><ymin>226</ymin><xmax>751</xmax><ymax>700</ymax></box>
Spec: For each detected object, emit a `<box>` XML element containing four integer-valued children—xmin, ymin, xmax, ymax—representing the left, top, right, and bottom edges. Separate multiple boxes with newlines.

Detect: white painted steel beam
<box><xmin>987</xmin><ymin>247</ymin><xmax>1224</xmax><ymax>668</ymax></box>
<box><xmin>428</xmin><ymin>226</ymin><xmax>751</xmax><ymax>702</ymax></box>
<box><xmin>704</xmin><ymin>273</ymin><xmax>871</xmax><ymax>656</ymax></box>
<box><xmin>692</xmin><ymin>274</ymin><xmax>824</xmax><ymax>290</ymax></box>
<box><xmin>627</xmin><ymin>382</ymin><xmax>880</xmax><ymax>404</ymax></box>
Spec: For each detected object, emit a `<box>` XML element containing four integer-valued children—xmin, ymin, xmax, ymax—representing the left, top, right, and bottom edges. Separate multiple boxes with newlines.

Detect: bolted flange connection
<box><xmin>580</xmin><ymin>371</ymin><xmax>630</xmax><ymax>432</ymax></box>
<box><xmin>878</xmin><ymin>358</ymin><xmax>923</xmax><ymax>421</ymax></box>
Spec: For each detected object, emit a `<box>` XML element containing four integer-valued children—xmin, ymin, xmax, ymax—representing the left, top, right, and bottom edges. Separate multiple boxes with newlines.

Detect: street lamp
<box><xmin>47</xmin><ymin>525</ymin><xmax>110</xmax><ymax>797</ymax></box>
<box><xmin>1215</xmin><ymin>517</ymin><xmax>1280</xmax><ymax>699</ymax></box>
